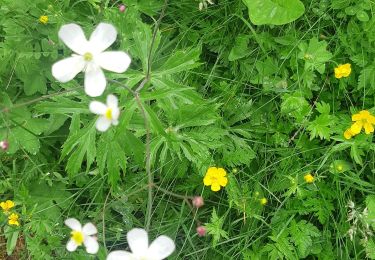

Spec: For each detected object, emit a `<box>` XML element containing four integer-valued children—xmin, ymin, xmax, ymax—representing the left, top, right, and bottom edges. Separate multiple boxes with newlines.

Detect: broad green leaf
<box><xmin>243</xmin><ymin>0</ymin><xmax>305</xmax><ymax>25</ymax></box>
<box><xmin>5</xmin><ymin>230</ymin><xmax>19</xmax><ymax>256</ymax></box>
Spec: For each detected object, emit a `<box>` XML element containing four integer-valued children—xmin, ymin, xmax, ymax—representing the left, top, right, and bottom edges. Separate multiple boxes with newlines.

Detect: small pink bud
<box><xmin>192</xmin><ymin>196</ymin><xmax>204</xmax><ymax>208</ymax></box>
<box><xmin>196</xmin><ymin>226</ymin><xmax>206</xmax><ymax>237</ymax></box>
<box><xmin>0</xmin><ymin>140</ymin><xmax>9</xmax><ymax>151</ymax></box>
<box><xmin>119</xmin><ymin>4</ymin><xmax>126</xmax><ymax>12</ymax></box>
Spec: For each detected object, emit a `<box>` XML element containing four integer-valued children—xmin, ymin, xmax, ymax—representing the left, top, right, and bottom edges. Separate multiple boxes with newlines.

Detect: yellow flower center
<box><xmin>83</xmin><ymin>52</ymin><xmax>93</xmax><ymax>61</ymax></box>
<box><xmin>39</xmin><ymin>15</ymin><xmax>48</xmax><ymax>24</ymax></box>
<box><xmin>71</xmin><ymin>231</ymin><xmax>84</xmax><ymax>245</ymax></box>
<box><xmin>105</xmin><ymin>108</ymin><xmax>113</xmax><ymax>120</ymax></box>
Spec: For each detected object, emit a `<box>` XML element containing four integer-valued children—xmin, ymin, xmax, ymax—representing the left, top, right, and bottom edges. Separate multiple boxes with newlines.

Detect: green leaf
<box><xmin>307</xmin><ymin>114</ymin><xmax>331</xmax><ymax>140</ymax></box>
<box><xmin>243</xmin><ymin>0</ymin><xmax>305</xmax><ymax>25</ymax></box>
<box><xmin>5</xmin><ymin>230</ymin><xmax>19</xmax><ymax>256</ymax></box>
<box><xmin>228</xmin><ymin>35</ymin><xmax>250</xmax><ymax>61</ymax></box>
<box><xmin>290</xmin><ymin>220</ymin><xmax>320</xmax><ymax>258</ymax></box>
<box><xmin>366</xmin><ymin>195</ymin><xmax>375</xmax><ymax>230</ymax></box>
<box><xmin>205</xmin><ymin>209</ymin><xmax>229</xmax><ymax>247</ymax></box>
<box><xmin>97</xmin><ymin>131</ymin><xmax>127</xmax><ymax>186</ymax></box>
<box><xmin>61</xmin><ymin>123</ymin><xmax>97</xmax><ymax>176</ymax></box>
<box><xmin>154</xmin><ymin>48</ymin><xmax>201</xmax><ymax>75</ymax></box>
<box><xmin>299</xmin><ymin>38</ymin><xmax>332</xmax><ymax>74</ymax></box>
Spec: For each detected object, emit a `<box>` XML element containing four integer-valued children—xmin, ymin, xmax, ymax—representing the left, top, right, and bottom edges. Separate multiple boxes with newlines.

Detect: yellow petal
<box><xmin>219</xmin><ymin>176</ymin><xmax>228</xmax><ymax>187</ymax></box>
<box><xmin>344</xmin><ymin>129</ymin><xmax>353</xmax><ymax>140</ymax></box>
<box><xmin>217</xmin><ymin>168</ymin><xmax>227</xmax><ymax>177</ymax></box>
<box><xmin>352</xmin><ymin>113</ymin><xmax>362</xmax><ymax>122</ymax></box>
<box><xmin>350</xmin><ymin>121</ymin><xmax>362</xmax><ymax>134</ymax></box>
<box><xmin>203</xmin><ymin>176</ymin><xmax>212</xmax><ymax>186</ymax></box>
<box><xmin>334</xmin><ymin>68</ymin><xmax>342</xmax><ymax>79</ymax></box>
<box><xmin>364</xmin><ymin>122</ymin><xmax>374</xmax><ymax>134</ymax></box>
<box><xmin>211</xmin><ymin>183</ymin><xmax>221</xmax><ymax>192</ymax></box>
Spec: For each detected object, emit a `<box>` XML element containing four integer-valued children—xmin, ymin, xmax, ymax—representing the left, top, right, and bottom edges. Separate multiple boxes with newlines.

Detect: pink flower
<box><xmin>0</xmin><ymin>140</ymin><xmax>9</xmax><ymax>151</ymax></box>
<box><xmin>196</xmin><ymin>226</ymin><xmax>206</xmax><ymax>237</ymax></box>
<box><xmin>119</xmin><ymin>4</ymin><xmax>126</xmax><ymax>12</ymax></box>
<box><xmin>192</xmin><ymin>196</ymin><xmax>204</xmax><ymax>208</ymax></box>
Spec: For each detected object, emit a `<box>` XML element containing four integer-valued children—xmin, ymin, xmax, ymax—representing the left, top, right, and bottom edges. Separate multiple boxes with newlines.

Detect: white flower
<box><xmin>89</xmin><ymin>94</ymin><xmax>120</xmax><ymax>132</ymax></box>
<box><xmin>106</xmin><ymin>228</ymin><xmax>175</xmax><ymax>260</ymax></box>
<box><xmin>65</xmin><ymin>218</ymin><xmax>99</xmax><ymax>254</ymax></box>
<box><xmin>52</xmin><ymin>23</ymin><xmax>131</xmax><ymax>97</ymax></box>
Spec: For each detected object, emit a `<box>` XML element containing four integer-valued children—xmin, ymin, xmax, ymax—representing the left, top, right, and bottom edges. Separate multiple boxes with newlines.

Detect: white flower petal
<box><xmin>95</xmin><ymin>117</ymin><xmax>112</xmax><ymax>132</ymax></box>
<box><xmin>83</xmin><ymin>223</ymin><xmax>97</xmax><ymax>236</ymax></box>
<box><xmin>84</xmin><ymin>236</ymin><xmax>99</xmax><ymax>254</ymax></box>
<box><xmin>97</xmin><ymin>51</ymin><xmax>131</xmax><ymax>73</ymax></box>
<box><xmin>84</xmin><ymin>66</ymin><xmax>106</xmax><ymax>97</ymax></box>
<box><xmin>148</xmin><ymin>235</ymin><xmax>175</xmax><ymax>259</ymax></box>
<box><xmin>52</xmin><ymin>56</ymin><xmax>85</xmax><ymax>83</ymax></box>
<box><xmin>66</xmin><ymin>239</ymin><xmax>78</xmax><ymax>252</ymax></box>
<box><xmin>106</xmin><ymin>94</ymin><xmax>118</xmax><ymax>108</ymax></box>
<box><xmin>65</xmin><ymin>218</ymin><xmax>82</xmax><ymax>231</ymax></box>
<box><xmin>58</xmin><ymin>23</ymin><xmax>89</xmax><ymax>55</ymax></box>
<box><xmin>89</xmin><ymin>23</ymin><xmax>117</xmax><ymax>53</ymax></box>
<box><xmin>111</xmin><ymin>108</ymin><xmax>120</xmax><ymax>122</ymax></box>
<box><xmin>89</xmin><ymin>101</ymin><xmax>107</xmax><ymax>115</ymax></box>
<box><xmin>106</xmin><ymin>250</ymin><xmax>134</xmax><ymax>260</ymax></box>
<box><xmin>127</xmin><ymin>228</ymin><xmax>149</xmax><ymax>256</ymax></box>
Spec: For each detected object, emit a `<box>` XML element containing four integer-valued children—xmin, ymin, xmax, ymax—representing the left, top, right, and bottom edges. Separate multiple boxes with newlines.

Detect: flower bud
<box><xmin>119</xmin><ymin>4</ymin><xmax>126</xmax><ymax>12</ymax></box>
<box><xmin>196</xmin><ymin>226</ymin><xmax>206</xmax><ymax>237</ymax></box>
<box><xmin>0</xmin><ymin>140</ymin><xmax>9</xmax><ymax>151</ymax></box>
<box><xmin>192</xmin><ymin>196</ymin><xmax>204</xmax><ymax>208</ymax></box>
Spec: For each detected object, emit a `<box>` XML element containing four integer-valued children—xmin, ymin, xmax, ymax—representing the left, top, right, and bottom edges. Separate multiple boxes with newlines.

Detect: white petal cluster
<box><xmin>107</xmin><ymin>228</ymin><xmax>175</xmax><ymax>260</ymax></box>
<box><xmin>52</xmin><ymin>23</ymin><xmax>131</xmax><ymax>97</ymax></box>
<box><xmin>89</xmin><ymin>94</ymin><xmax>120</xmax><ymax>132</ymax></box>
<box><xmin>65</xmin><ymin>218</ymin><xmax>99</xmax><ymax>254</ymax></box>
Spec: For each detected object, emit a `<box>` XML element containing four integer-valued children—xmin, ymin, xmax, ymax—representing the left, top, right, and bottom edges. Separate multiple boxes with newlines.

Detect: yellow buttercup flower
<box><xmin>334</xmin><ymin>63</ymin><xmax>351</xmax><ymax>79</ymax></box>
<box><xmin>8</xmin><ymin>213</ymin><xmax>20</xmax><ymax>226</ymax></box>
<box><xmin>203</xmin><ymin>167</ymin><xmax>228</xmax><ymax>192</ymax></box>
<box><xmin>350</xmin><ymin>110</ymin><xmax>375</xmax><ymax>135</ymax></box>
<box><xmin>0</xmin><ymin>200</ymin><xmax>15</xmax><ymax>213</ymax></box>
<box><xmin>39</xmin><ymin>15</ymin><xmax>48</xmax><ymax>24</ymax></box>
<box><xmin>304</xmin><ymin>173</ymin><xmax>314</xmax><ymax>183</ymax></box>
<box><xmin>260</xmin><ymin>198</ymin><xmax>268</xmax><ymax>206</ymax></box>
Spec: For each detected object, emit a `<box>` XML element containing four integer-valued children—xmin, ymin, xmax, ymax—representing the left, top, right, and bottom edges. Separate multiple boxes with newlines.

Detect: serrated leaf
<box><xmin>155</xmin><ymin>48</ymin><xmax>201</xmax><ymax>75</ymax></box>
<box><xmin>61</xmin><ymin>123</ymin><xmax>97</xmax><ymax>176</ymax></box>
<box><xmin>290</xmin><ymin>220</ymin><xmax>320</xmax><ymax>258</ymax></box>
<box><xmin>299</xmin><ymin>38</ymin><xmax>332</xmax><ymax>74</ymax></box>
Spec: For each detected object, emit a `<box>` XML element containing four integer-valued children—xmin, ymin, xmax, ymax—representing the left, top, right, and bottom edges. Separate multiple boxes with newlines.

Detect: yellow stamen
<box><xmin>105</xmin><ymin>108</ymin><xmax>113</xmax><ymax>120</ymax></box>
<box><xmin>83</xmin><ymin>52</ymin><xmax>93</xmax><ymax>61</ymax></box>
<box><xmin>71</xmin><ymin>231</ymin><xmax>84</xmax><ymax>245</ymax></box>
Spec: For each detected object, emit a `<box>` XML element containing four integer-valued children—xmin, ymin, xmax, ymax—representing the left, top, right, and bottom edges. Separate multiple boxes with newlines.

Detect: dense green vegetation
<box><xmin>1</xmin><ymin>0</ymin><xmax>375</xmax><ymax>259</ymax></box>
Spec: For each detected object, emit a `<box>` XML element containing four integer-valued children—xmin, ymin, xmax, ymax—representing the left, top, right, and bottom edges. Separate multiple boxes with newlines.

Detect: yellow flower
<box><xmin>0</xmin><ymin>200</ymin><xmax>15</xmax><ymax>213</ymax></box>
<box><xmin>203</xmin><ymin>167</ymin><xmax>228</xmax><ymax>192</ymax></box>
<box><xmin>8</xmin><ymin>213</ymin><xmax>20</xmax><ymax>226</ymax></box>
<box><xmin>334</xmin><ymin>63</ymin><xmax>351</xmax><ymax>79</ymax></box>
<box><xmin>304</xmin><ymin>173</ymin><xmax>314</xmax><ymax>183</ymax></box>
<box><xmin>39</xmin><ymin>15</ymin><xmax>48</xmax><ymax>24</ymax></box>
<box><xmin>260</xmin><ymin>198</ymin><xmax>267</xmax><ymax>206</ymax></box>
<box><xmin>350</xmin><ymin>110</ymin><xmax>375</xmax><ymax>135</ymax></box>
<box><xmin>344</xmin><ymin>128</ymin><xmax>355</xmax><ymax>139</ymax></box>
